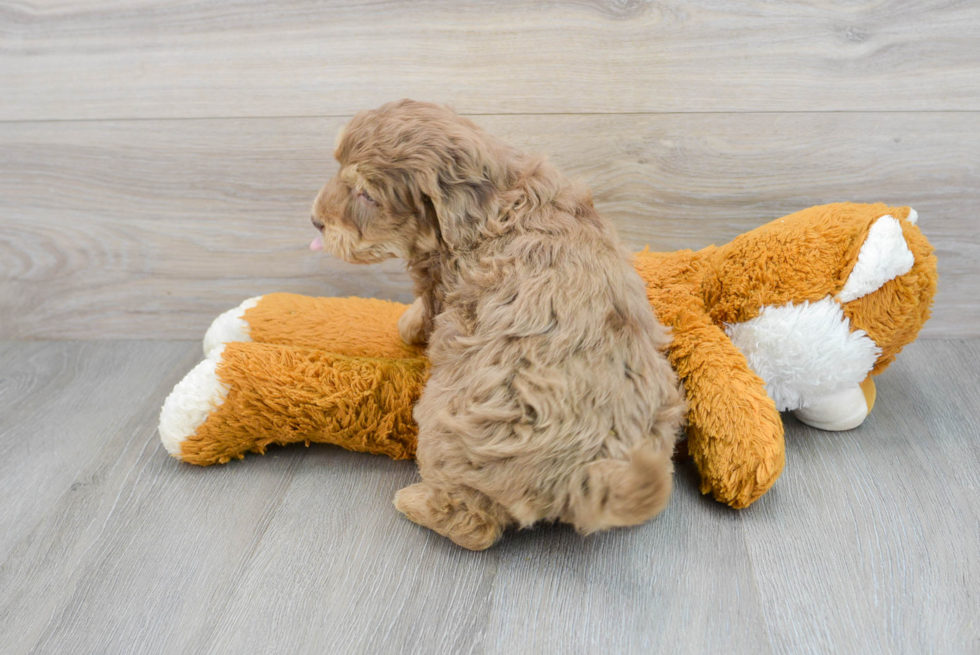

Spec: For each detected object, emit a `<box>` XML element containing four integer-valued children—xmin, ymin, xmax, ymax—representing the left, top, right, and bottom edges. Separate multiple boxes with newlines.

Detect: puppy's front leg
<box><xmin>398</xmin><ymin>297</ymin><xmax>428</xmax><ymax>346</ymax></box>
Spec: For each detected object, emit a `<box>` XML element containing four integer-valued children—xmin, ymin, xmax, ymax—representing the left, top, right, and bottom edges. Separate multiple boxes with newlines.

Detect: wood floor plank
<box><xmin>158</xmin><ymin>450</ymin><xmax>770</xmax><ymax>655</ymax></box>
<box><xmin>2</xmin><ymin>112</ymin><xmax>975</xmax><ymax>340</ymax></box>
<box><xmin>481</xmin><ymin>465</ymin><xmax>772</xmax><ymax>655</ymax></box>
<box><xmin>0</xmin><ymin>341</ymin><xmax>200</xmax><ymax>650</ymax></box>
<box><xmin>190</xmin><ymin>450</ymin><xmax>497</xmax><ymax>655</ymax></box>
<box><xmin>21</xmin><ymin>446</ymin><xmax>307</xmax><ymax>655</ymax></box>
<box><xmin>893</xmin><ymin>341</ymin><xmax>980</xmax><ymax>496</ymax></box>
<box><xmin>741</xmin><ymin>340</ymin><xmax>980</xmax><ymax>654</ymax></box>
<box><xmin>0</xmin><ymin>341</ymin><xmax>197</xmax><ymax>565</ymax></box>
<box><xmin>0</xmin><ymin>342</ymin><xmax>314</xmax><ymax>655</ymax></box>
<box><xmin>0</xmin><ymin>340</ymin><xmax>977</xmax><ymax>653</ymax></box>
<box><xmin>2</xmin><ymin>1</ymin><xmax>979</xmax><ymax>120</ymax></box>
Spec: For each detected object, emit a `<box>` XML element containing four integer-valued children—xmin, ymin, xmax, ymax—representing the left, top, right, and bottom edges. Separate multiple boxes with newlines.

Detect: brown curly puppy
<box><xmin>311</xmin><ymin>100</ymin><xmax>685</xmax><ymax>550</ymax></box>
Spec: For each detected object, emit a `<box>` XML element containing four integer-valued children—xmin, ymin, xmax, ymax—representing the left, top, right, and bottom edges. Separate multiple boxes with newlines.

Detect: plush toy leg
<box><xmin>637</xmin><ymin>250</ymin><xmax>785</xmax><ymax>509</ymax></box>
<box><xmin>793</xmin><ymin>376</ymin><xmax>876</xmax><ymax>431</ymax></box>
<box><xmin>204</xmin><ymin>293</ymin><xmax>422</xmax><ymax>360</ymax></box>
<box><xmin>159</xmin><ymin>341</ymin><xmax>427</xmax><ymax>465</ymax></box>
<box><xmin>676</xmin><ymin>324</ymin><xmax>786</xmax><ymax>509</ymax></box>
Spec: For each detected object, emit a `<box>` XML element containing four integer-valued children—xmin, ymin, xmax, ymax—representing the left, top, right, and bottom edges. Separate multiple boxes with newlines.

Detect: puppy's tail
<box><xmin>570</xmin><ymin>441</ymin><xmax>674</xmax><ymax>535</ymax></box>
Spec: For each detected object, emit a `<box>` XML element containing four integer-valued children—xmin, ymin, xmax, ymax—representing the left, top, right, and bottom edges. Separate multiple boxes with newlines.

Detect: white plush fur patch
<box><xmin>159</xmin><ymin>345</ymin><xmax>231</xmax><ymax>456</ymax></box>
<box><xmin>906</xmin><ymin>207</ymin><xmax>918</xmax><ymax>225</ymax></box>
<box><xmin>726</xmin><ymin>297</ymin><xmax>881</xmax><ymax>411</ymax></box>
<box><xmin>203</xmin><ymin>296</ymin><xmax>261</xmax><ymax>356</ymax></box>
<box><xmin>838</xmin><ymin>215</ymin><xmax>914</xmax><ymax>303</ymax></box>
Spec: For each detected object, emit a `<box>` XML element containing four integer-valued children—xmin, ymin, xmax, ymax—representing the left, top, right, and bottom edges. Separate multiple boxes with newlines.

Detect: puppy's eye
<box><xmin>357</xmin><ymin>189</ymin><xmax>376</xmax><ymax>205</ymax></box>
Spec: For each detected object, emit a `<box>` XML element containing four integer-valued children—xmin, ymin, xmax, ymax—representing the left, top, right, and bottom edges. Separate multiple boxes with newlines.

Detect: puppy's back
<box><xmin>417</xmin><ymin>156</ymin><xmax>684</xmax><ymax>533</ymax></box>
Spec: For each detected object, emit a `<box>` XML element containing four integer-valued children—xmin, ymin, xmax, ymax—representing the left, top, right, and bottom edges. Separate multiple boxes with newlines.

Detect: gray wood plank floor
<box><xmin>0</xmin><ymin>340</ymin><xmax>976</xmax><ymax>654</ymax></box>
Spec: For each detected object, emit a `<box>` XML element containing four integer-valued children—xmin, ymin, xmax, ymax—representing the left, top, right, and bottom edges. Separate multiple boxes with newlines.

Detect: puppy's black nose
<box><xmin>311</xmin><ymin>215</ymin><xmax>324</xmax><ymax>230</ymax></box>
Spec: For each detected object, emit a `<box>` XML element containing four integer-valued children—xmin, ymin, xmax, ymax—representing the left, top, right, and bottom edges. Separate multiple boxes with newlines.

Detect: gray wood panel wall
<box><xmin>2</xmin><ymin>1</ymin><xmax>978</xmax><ymax>339</ymax></box>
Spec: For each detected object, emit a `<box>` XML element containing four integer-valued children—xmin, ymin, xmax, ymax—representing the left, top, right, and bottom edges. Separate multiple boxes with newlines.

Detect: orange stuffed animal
<box><xmin>159</xmin><ymin>202</ymin><xmax>936</xmax><ymax>509</ymax></box>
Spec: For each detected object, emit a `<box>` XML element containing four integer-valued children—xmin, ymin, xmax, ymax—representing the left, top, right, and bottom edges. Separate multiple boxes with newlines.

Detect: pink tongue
<box><xmin>309</xmin><ymin>235</ymin><xmax>323</xmax><ymax>251</ymax></box>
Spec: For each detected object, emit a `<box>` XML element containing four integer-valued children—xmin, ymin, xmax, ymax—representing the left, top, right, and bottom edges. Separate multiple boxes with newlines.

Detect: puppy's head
<box><xmin>311</xmin><ymin>99</ymin><xmax>512</xmax><ymax>263</ymax></box>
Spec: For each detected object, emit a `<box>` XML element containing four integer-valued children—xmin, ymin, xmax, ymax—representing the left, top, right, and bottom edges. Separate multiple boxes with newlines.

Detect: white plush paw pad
<box><xmin>792</xmin><ymin>385</ymin><xmax>870</xmax><ymax>432</ymax></box>
<box><xmin>203</xmin><ymin>296</ymin><xmax>262</xmax><ymax>356</ymax></box>
<box><xmin>159</xmin><ymin>345</ymin><xmax>231</xmax><ymax>456</ymax></box>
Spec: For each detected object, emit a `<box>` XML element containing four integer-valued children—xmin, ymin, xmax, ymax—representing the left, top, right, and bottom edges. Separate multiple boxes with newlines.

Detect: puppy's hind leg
<box><xmin>394</xmin><ymin>482</ymin><xmax>510</xmax><ymax>551</ymax></box>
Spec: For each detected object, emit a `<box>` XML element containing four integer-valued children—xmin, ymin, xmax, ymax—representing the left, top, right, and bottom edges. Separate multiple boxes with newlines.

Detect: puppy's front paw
<box><xmin>398</xmin><ymin>298</ymin><xmax>427</xmax><ymax>346</ymax></box>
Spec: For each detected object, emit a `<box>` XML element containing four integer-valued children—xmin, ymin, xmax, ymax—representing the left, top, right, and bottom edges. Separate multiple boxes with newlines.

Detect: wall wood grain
<box><xmin>1</xmin><ymin>113</ymin><xmax>975</xmax><ymax>338</ymax></box>
<box><xmin>2</xmin><ymin>1</ymin><xmax>979</xmax><ymax>120</ymax></box>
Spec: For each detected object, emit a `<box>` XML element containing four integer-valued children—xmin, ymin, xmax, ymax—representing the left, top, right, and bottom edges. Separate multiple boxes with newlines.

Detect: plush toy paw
<box><xmin>688</xmin><ymin>401</ymin><xmax>786</xmax><ymax>510</ymax></box>
<box><xmin>793</xmin><ymin>376</ymin><xmax>877</xmax><ymax>431</ymax></box>
<box><xmin>203</xmin><ymin>296</ymin><xmax>261</xmax><ymax>356</ymax></box>
<box><xmin>159</xmin><ymin>345</ymin><xmax>231</xmax><ymax>457</ymax></box>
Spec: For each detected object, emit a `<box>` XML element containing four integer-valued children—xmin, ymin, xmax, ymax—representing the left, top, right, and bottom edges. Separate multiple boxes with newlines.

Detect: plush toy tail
<box><xmin>159</xmin><ymin>342</ymin><xmax>427</xmax><ymax>465</ymax></box>
<box><xmin>568</xmin><ymin>442</ymin><xmax>674</xmax><ymax>534</ymax></box>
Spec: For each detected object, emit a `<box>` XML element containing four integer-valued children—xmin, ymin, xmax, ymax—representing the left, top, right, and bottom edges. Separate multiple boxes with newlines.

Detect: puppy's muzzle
<box><xmin>311</xmin><ymin>215</ymin><xmax>325</xmax><ymax>231</ymax></box>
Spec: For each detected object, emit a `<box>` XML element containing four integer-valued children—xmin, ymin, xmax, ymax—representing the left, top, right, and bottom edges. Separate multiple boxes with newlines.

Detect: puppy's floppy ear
<box><xmin>415</xmin><ymin>137</ymin><xmax>501</xmax><ymax>250</ymax></box>
<box><xmin>412</xmin><ymin>190</ymin><xmax>442</xmax><ymax>245</ymax></box>
<box><xmin>332</xmin><ymin>122</ymin><xmax>348</xmax><ymax>159</ymax></box>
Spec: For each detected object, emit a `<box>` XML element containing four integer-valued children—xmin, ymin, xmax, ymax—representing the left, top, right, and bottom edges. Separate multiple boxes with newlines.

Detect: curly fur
<box><xmin>312</xmin><ymin>100</ymin><xmax>685</xmax><ymax>549</ymax></box>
